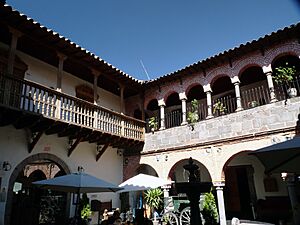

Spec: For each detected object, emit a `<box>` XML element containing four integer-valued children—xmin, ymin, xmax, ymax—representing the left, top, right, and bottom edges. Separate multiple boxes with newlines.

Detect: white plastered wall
<box><xmin>0</xmin><ymin>42</ymin><xmax>121</xmax><ymax>112</ymax></box>
<box><xmin>0</xmin><ymin>126</ymin><xmax>123</xmax><ymax>224</ymax></box>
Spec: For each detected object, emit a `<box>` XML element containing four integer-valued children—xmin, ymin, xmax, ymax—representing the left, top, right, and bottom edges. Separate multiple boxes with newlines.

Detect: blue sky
<box><xmin>6</xmin><ymin>0</ymin><xmax>300</xmax><ymax>80</ymax></box>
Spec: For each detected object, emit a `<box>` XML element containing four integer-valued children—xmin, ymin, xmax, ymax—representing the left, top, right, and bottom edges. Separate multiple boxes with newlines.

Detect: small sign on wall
<box><xmin>44</xmin><ymin>144</ymin><xmax>51</xmax><ymax>152</ymax></box>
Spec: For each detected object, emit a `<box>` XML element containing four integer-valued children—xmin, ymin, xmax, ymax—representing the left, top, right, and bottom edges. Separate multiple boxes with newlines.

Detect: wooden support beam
<box><xmin>28</xmin><ymin>131</ymin><xmax>43</xmax><ymax>153</ymax></box>
<box><xmin>96</xmin><ymin>143</ymin><xmax>109</xmax><ymax>162</ymax></box>
<box><xmin>68</xmin><ymin>136</ymin><xmax>83</xmax><ymax>157</ymax></box>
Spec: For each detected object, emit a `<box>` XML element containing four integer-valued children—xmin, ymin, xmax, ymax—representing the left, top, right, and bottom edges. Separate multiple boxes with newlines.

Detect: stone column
<box><xmin>179</xmin><ymin>92</ymin><xmax>188</xmax><ymax>125</ymax></box>
<box><xmin>120</xmin><ymin>84</ymin><xmax>125</xmax><ymax>114</ymax></box>
<box><xmin>162</xmin><ymin>184</ymin><xmax>171</xmax><ymax>213</ymax></box>
<box><xmin>7</xmin><ymin>28</ymin><xmax>22</xmax><ymax>75</ymax></box>
<box><xmin>214</xmin><ymin>182</ymin><xmax>227</xmax><ymax>225</ymax></box>
<box><xmin>284</xmin><ymin>174</ymin><xmax>300</xmax><ymax>225</ymax></box>
<box><xmin>91</xmin><ymin>69</ymin><xmax>101</xmax><ymax>105</ymax></box>
<box><xmin>56</xmin><ymin>53</ymin><xmax>67</xmax><ymax>91</ymax></box>
<box><xmin>231</xmin><ymin>76</ymin><xmax>243</xmax><ymax>111</ymax></box>
<box><xmin>262</xmin><ymin>65</ymin><xmax>277</xmax><ymax>103</ymax></box>
<box><xmin>158</xmin><ymin>99</ymin><xmax>166</xmax><ymax>130</ymax></box>
<box><xmin>203</xmin><ymin>84</ymin><xmax>213</xmax><ymax>119</ymax></box>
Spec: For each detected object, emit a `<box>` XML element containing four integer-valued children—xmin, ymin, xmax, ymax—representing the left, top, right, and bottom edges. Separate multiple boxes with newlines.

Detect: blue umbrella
<box><xmin>33</xmin><ymin>172</ymin><xmax>122</xmax><ymax>193</ymax></box>
<box><xmin>33</xmin><ymin>172</ymin><xmax>122</xmax><ymax>224</ymax></box>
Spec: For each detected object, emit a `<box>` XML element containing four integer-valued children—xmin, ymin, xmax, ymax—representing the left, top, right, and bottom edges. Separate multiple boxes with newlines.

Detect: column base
<box><xmin>181</xmin><ymin>121</ymin><xmax>188</xmax><ymax>126</ymax></box>
<box><xmin>270</xmin><ymin>98</ymin><xmax>277</xmax><ymax>103</ymax></box>
<box><xmin>159</xmin><ymin>127</ymin><xmax>165</xmax><ymax>131</ymax></box>
<box><xmin>206</xmin><ymin>115</ymin><xmax>214</xmax><ymax>119</ymax></box>
<box><xmin>235</xmin><ymin>107</ymin><xmax>243</xmax><ymax>112</ymax></box>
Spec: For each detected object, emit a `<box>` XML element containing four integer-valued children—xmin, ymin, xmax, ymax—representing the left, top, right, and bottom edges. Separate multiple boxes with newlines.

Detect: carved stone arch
<box><xmin>271</xmin><ymin>51</ymin><xmax>300</xmax><ymax>66</ymax></box>
<box><xmin>185</xmin><ymin>82</ymin><xmax>203</xmax><ymax>96</ymax></box>
<box><xmin>180</xmin><ymin>72</ymin><xmax>206</xmax><ymax>92</ymax></box>
<box><xmin>237</xmin><ymin>62</ymin><xmax>263</xmax><ymax>78</ymax></box>
<box><xmin>163</xmin><ymin>90</ymin><xmax>180</xmax><ymax>103</ymax></box>
<box><xmin>264</xmin><ymin>40</ymin><xmax>300</xmax><ymax>66</ymax></box>
<box><xmin>145</xmin><ymin>98</ymin><xmax>159</xmax><ymax>111</ymax></box>
<box><xmin>4</xmin><ymin>153</ymin><xmax>71</xmax><ymax>225</ymax></box>
<box><xmin>210</xmin><ymin>74</ymin><xmax>231</xmax><ymax>87</ymax></box>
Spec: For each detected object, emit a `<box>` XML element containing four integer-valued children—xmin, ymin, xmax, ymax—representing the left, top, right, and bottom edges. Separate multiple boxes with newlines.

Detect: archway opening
<box><xmin>133</xmin><ymin>108</ymin><xmax>142</xmax><ymax>120</ymax></box>
<box><xmin>7</xmin><ymin>156</ymin><xmax>69</xmax><ymax>225</ymax></box>
<box><xmin>165</xmin><ymin>93</ymin><xmax>182</xmax><ymax>128</ymax></box>
<box><xmin>239</xmin><ymin>66</ymin><xmax>269</xmax><ymax>109</ymax></box>
<box><xmin>186</xmin><ymin>84</ymin><xmax>207</xmax><ymax>120</ymax></box>
<box><xmin>145</xmin><ymin>99</ymin><xmax>159</xmax><ymax>132</ymax></box>
<box><xmin>221</xmin><ymin>150</ymin><xmax>285</xmax><ymax>222</ymax></box>
<box><xmin>211</xmin><ymin>76</ymin><xmax>236</xmax><ymax>116</ymax></box>
<box><xmin>272</xmin><ymin>55</ymin><xmax>300</xmax><ymax>101</ymax></box>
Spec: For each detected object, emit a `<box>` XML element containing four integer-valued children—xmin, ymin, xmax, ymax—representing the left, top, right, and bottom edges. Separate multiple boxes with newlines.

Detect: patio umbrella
<box><xmin>33</xmin><ymin>172</ymin><xmax>122</xmax><ymax>224</ymax></box>
<box><xmin>32</xmin><ymin>172</ymin><xmax>122</xmax><ymax>193</ymax></box>
<box><xmin>251</xmin><ymin>137</ymin><xmax>300</xmax><ymax>174</ymax></box>
<box><xmin>118</xmin><ymin>173</ymin><xmax>172</xmax><ymax>193</ymax></box>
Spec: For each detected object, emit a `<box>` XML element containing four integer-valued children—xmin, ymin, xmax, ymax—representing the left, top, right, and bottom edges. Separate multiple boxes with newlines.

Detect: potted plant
<box><xmin>187</xmin><ymin>99</ymin><xmax>199</xmax><ymax>130</ymax></box>
<box><xmin>248</xmin><ymin>100</ymin><xmax>259</xmax><ymax>108</ymax></box>
<box><xmin>80</xmin><ymin>194</ymin><xmax>92</xmax><ymax>225</ymax></box>
<box><xmin>148</xmin><ymin>117</ymin><xmax>158</xmax><ymax>133</ymax></box>
<box><xmin>213</xmin><ymin>101</ymin><xmax>226</xmax><ymax>115</ymax></box>
<box><xmin>274</xmin><ymin>62</ymin><xmax>297</xmax><ymax>98</ymax></box>
<box><xmin>144</xmin><ymin>188</ymin><xmax>163</xmax><ymax>224</ymax></box>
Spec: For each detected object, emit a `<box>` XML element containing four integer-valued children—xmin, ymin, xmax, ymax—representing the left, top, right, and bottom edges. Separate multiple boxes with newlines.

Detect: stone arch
<box><xmin>271</xmin><ymin>51</ymin><xmax>299</xmax><ymax>67</ymax></box>
<box><xmin>5</xmin><ymin>153</ymin><xmax>70</xmax><ymax>225</ymax></box>
<box><xmin>168</xmin><ymin>158</ymin><xmax>212</xmax><ymax>183</ymax></box>
<box><xmin>144</xmin><ymin>97</ymin><xmax>158</xmax><ymax>112</ymax></box>
<box><xmin>185</xmin><ymin>82</ymin><xmax>203</xmax><ymax>97</ymax></box>
<box><xmin>237</xmin><ymin>63</ymin><xmax>262</xmax><ymax>78</ymax></box>
<box><xmin>136</xmin><ymin>164</ymin><xmax>158</xmax><ymax>177</ymax></box>
<box><xmin>220</xmin><ymin>150</ymin><xmax>265</xmax><ymax>220</ymax></box>
<box><xmin>264</xmin><ymin>40</ymin><xmax>300</xmax><ymax>66</ymax></box>
<box><xmin>163</xmin><ymin>90</ymin><xmax>179</xmax><ymax>103</ymax></box>
<box><xmin>210</xmin><ymin>74</ymin><xmax>231</xmax><ymax>87</ymax></box>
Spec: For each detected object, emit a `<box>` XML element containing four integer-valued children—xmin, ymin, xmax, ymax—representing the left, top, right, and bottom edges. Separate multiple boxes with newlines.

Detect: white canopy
<box><xmin>118</xmin><ymin>173</ymin><xmax>172</xmax><ymax>193</ymax></box>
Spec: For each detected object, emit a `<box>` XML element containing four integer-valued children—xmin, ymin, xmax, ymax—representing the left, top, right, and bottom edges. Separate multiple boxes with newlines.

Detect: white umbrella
<box><xmin>118</xmin><ymin>173</ymin><xmax>172</xmax><ymax>193</ymax></box>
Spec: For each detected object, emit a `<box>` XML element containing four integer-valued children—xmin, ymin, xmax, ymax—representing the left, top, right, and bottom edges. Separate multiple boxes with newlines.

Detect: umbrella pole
<box><xmin>74</xmin><ymin>191</ymin><xmax>80</xmax><ymax>225</ymax></box>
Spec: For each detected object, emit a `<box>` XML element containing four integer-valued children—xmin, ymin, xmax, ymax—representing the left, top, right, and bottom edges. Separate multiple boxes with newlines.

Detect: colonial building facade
<box><xmin>0</xmin><ymin>2</ymin><xmax>300</xmax><ymax>225</ymax></box>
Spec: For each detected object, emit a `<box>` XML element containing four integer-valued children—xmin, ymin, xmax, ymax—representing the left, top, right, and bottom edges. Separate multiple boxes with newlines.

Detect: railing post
<box><xmin>231</xmin><ymin>76</ymin><xmax>243</xmax><ymax>111</ymax></box>
<box><xmin>121</xmin><ymin>118</ymin><xmax>125</xmax><ymax>136</ymax></box>
<box><xmin>55</xmin><ymin>95</ymin><xmax>61</xmax><ymax>119</ymax></box>
<box><xmin>204</xmin><ymin>84</ymin><xmax>214</xmax><ymax>119</ymax></box>
<box><xmin>263</xmin><ymin>64</ymin><xmax>277</xmax><ymax>103</ymax></box>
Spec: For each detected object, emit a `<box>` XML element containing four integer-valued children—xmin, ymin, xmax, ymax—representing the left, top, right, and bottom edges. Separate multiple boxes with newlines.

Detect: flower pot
<box><xmin>287</xmin><ymin>87</ymin><xmax>297</xmax><ymax>98</ymax></box>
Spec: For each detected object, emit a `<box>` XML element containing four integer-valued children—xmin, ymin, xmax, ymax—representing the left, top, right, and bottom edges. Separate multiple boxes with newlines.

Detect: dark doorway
<box><xmin>10</xmin><ymin>161</ymin><xmax>67</xmax><ymax>225</ymax></box>
<box><xmin>224</xmin><ymin>166</ymin><xmax>255</xmax><ymax>220</ymax></box>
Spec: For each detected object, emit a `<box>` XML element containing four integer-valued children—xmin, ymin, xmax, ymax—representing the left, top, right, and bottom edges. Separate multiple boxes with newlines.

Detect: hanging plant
<box><xmin>213</xmin><ymin>101</ymin><xmax>226</xmax><ymax>115</ymax></box>
<box><xmin>148</xmin><ymin>116</ymin><xmax>158</xmax><ymax>133</ymax></box>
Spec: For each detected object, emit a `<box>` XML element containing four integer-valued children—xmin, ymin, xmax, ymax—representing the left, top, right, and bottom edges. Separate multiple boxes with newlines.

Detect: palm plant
<box><xmin>144</xmin><ymin>188</ymin><xmax>163</xmax><ymax>221</ymax></box>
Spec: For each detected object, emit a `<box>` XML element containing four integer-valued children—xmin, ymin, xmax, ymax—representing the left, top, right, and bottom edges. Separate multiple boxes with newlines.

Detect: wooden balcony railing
<box><xmin>0</xmin><ymin>75</ymin><xmax>145</xmax><ymax>140</ymax></box>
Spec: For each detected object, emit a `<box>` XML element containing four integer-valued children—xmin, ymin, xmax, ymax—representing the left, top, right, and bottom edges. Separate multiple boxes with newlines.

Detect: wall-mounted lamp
<box><xmin>2</xmin><ymin>161</ymin><xmax>11</xmax><ymax>171</ymax></box>
<box><xmin>165</xmin><ymin>155</ymin><xmax>168</xmax><ymax>161</ymax></box>
<box><xmin>78</xmin><ymin>166</ymin><xmax>84</xmax><ymax>173</ymax></box>
<box><xmin>155</xmin><ymin>155</ymin><xmax>161</xmax><ymax>162</ymax></box>
<box><xmin>117</xmin><ymin>149</ymin><xmax>123</xmax><ymax>156</ymax></box>
<box><xmin>96</xmin><ymin>144</ymin><xmax>104</xmax><ymax>154</ymax></box>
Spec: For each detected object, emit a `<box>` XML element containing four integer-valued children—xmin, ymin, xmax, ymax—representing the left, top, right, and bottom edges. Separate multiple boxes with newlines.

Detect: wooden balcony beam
<box><xmin>28</xmin><ymin>131</ymin><xmax>43</xmax><ymax>153</ymax></box>
<box><xmin>68</xmin><ymin>135</ymin><xmax>83</xmax><ymax>157</ymax></box>
<box><xmin>96</xmin><ymin>143</ymin><xmax>109</xmax><ymax>162</ymax></box>
<box><xmin>58</xmin><ymin>125</ymin><xmax>80</xmax><ymax>137</ymax></box>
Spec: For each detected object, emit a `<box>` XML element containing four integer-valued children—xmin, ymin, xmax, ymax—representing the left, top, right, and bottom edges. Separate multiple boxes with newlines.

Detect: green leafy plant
<box><xmin>274</xmin><ymin>62</ymin><xmax>296</xmax><ymax>86</ymax></box>
<box><xmin>80</xmin><ymin>194</ymin><xmax>92</xmax><ymax>221</ymax></box>
<box><xmin>187</xmin><ymin>99</ymin><xmax>199</xmax><ymax>131</ymax></box>
<box><xmin>248</xmin><ymin>100</ymin><xmax>259</xmax><ymax>108</ymax></box>
<box><xmin>202</xmin><ymin>192</ymin><xmax>219</xmax><ymax>225</ymax></box>
<box><xmin>148</xmin><ymin>116</ymin><xmax>158</xmax><ymax>132</ymax></box>
<box><xmin>213</xmin><ymin>101</ymin><xmax>226</xmax><ymax>115</ymax></box>
<box><xmin>144</xmin><ymin>188</ymin><xmax>163</xmax><ymax>220</ymax></box>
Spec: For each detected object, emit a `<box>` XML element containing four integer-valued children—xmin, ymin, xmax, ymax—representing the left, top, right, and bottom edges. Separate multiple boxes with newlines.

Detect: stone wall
<box><xmin>143</xmin><ymin>97</ymin><xmax>300</xmax><ymax>153</ymax></box>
